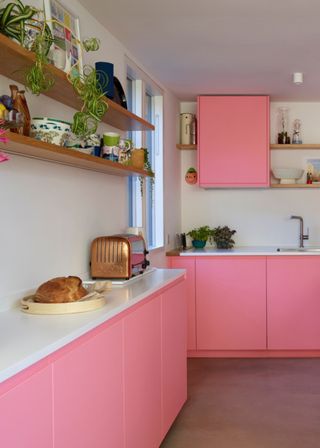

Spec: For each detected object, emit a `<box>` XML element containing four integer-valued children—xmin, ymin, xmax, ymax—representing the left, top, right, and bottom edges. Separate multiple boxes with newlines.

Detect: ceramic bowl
<box><xmin>31</xmin><ymin>117</ymin><xmax>71</xmax><ymax>146</ymax></box>
<box><xmin>272</xmin><ymin>168</ymin><xmax>304</xmax><ymax>184</ymax></box>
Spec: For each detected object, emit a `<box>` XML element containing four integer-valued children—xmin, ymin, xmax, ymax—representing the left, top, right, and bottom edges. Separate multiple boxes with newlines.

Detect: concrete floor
<box><xmin>161</xmin><ymin>358</ymin><xmax>320</xmax><ymax>448</ymax></box>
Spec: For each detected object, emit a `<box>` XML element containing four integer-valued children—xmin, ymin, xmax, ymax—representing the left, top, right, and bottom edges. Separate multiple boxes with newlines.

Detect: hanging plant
<box><xmin>68</xmin><ymin>64</ymin><xmax>108</xmax><ymax>138</ymax></box>
<box><xmin>138</xmin><ymin>147</ymin><xmax>154</xmax><ymax>196</ymax></box>
<box><xmin>0</xmin><ymin>0</ymin><xmax>38</xmax><ymax>46</ymax></box>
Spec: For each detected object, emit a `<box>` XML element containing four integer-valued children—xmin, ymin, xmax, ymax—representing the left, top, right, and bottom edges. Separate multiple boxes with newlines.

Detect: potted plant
<box><xmin>212</xmin><ymin>226</ymin><xmax>236</xmax><ymax>249</ymax></box>
<box><xmin>187</xmin><ymin>225</ymin><xmax>214</xmax><ymax>249</ymax></box>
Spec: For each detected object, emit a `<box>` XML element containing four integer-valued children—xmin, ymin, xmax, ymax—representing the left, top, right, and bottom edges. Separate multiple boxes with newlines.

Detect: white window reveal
<box><xmin>126</xmin><ymin>59</ymin><xmax>164</xmax><ymax>250</ymax></box>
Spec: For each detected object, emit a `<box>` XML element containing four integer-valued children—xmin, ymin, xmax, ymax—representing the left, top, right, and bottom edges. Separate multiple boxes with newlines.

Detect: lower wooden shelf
<box><xmin>0</xmin><ymin>132</ymin><xmax>151</xmax><ymax>177</ymax></box>
<box><xmin>271</xmin><ymin>184</ymin><xmax>320</xmax><ymax>188</ymax></box>
<box><xmin>176</xmin><ymin>144</ymin><xmax>197</xmax><ymax>150</ymax></box>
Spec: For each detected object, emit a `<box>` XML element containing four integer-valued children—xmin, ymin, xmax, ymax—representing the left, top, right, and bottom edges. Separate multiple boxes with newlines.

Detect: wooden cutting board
<box><xmin>21</xmin><ymin>292</ymin><xmax>107</xmax><ymax>315</ymax></box>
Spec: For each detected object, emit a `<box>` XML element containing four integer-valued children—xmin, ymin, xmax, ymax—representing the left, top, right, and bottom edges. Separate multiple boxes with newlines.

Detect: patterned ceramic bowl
<box><xmin>31</xmin><ymin>117</ymin><xmax>71</xmax><ymax>146</ymax></box>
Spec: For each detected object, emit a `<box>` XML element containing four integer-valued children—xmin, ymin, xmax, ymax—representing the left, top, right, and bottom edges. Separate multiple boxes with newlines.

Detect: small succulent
<box><xmin>212</xmin><ymin>226</ymin><xmax>236</xmax><ymax>249</ymax></box>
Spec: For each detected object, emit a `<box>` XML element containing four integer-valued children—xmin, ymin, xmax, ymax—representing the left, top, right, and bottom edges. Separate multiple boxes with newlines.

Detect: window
<box><xmin>126</xmin><ymin>61</ymin><xmax>164</xmax><ymax>250</ymax></box>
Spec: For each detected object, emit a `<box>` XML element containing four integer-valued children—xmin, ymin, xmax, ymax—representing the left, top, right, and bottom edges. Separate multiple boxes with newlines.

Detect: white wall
<box><xmin>0</xmin><ymin>0</ymin><xmax>180</xmax><ymax>308</ymax></box>
<box><xmin>180</xmin><ymin>101</ymin><xmax>320</xmax><ymax>247</ymax></box>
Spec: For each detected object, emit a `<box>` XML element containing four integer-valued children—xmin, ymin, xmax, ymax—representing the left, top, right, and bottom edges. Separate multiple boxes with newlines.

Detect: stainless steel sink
<box><xmin>276</xmin><ymin>247</ymin><xmax>320</xmax><ymax>253</ymax></box>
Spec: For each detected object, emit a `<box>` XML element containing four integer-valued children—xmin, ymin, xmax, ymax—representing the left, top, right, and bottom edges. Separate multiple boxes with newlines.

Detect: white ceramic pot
<box><xmin>31</xmin><ymin>117</ymin><xmax>71</xmax><ymax>146</ymax></box>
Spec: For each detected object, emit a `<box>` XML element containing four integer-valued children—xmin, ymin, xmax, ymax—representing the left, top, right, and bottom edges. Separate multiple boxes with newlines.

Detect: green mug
<box><xmin>103</xmin><ymin>132</ymin><xmax>120</xmax><ymax>146</ymax></box>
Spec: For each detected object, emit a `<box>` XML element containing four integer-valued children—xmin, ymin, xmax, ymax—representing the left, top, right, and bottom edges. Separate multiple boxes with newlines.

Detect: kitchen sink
<box><xmin>276</xmin><ymin>247</ymin><xmax>320</xmax><ymax>252</ymax></box>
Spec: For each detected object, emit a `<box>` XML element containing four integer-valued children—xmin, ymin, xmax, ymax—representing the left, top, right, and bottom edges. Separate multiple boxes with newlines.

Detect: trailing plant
<box><xmin>212</xmin><ymin>226</ymin><xmax>236</xmax><ymax>249</ymax></box>
<box><xmin>138</xmin><ymin>147</ymin><xmax>154</xmax><ymax>195</ymax></box>
<box><xmin>0</xmin><ymin>0</ymin><xmax>38</xmax><ymax>45</ymax></box>
<box><xmin>69</xmin><ymin>64</ymin><xmax>108</xmax><ymax>137</ymax></box>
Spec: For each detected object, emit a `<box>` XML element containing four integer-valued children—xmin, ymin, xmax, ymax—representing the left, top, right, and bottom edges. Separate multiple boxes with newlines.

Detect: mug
<box><xmin>103</xmin><ymin>132</ymin><xmax>120</xmax><ymax>146</ymax></box>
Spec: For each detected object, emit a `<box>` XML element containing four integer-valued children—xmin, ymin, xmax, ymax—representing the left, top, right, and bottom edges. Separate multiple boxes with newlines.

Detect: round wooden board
<box><xmin>20</xmin><ymin>293</ymin><xmax>107</xmax><ymax>315</ymax></box>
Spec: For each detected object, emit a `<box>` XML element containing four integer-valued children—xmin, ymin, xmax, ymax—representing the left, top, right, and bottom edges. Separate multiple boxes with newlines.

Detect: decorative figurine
<box><xmin>185</xmin><ymin>167</ymin><xmax>198</xmax><ymax>184</ymax></box>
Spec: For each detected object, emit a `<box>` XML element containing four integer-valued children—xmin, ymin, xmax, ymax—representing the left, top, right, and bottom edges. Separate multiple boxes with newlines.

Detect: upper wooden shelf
<box><xmin>0</xmin><ymin>34</ymin><xmax>154</xmax><ymax>132</ymax></box>
<box><xmin>270</xmin><ymin>144</ymin><xmax>320</xmax><ymax>150</ymax></box>
<box><xmin>176</xmin><ymin>144</ymin><xmax>197</xmax><ymax>150</ymax></box>
<box><xmin>1</xmin><ymin>132</ymin><xmax>151</xmax><ymax>177</ymax></box>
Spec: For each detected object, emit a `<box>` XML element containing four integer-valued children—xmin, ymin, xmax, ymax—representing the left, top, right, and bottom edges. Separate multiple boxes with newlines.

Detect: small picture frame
<box><xmin>44</xmin><ymin>0</ymin><xmax>83</xmax><ymax>75</ymax></box>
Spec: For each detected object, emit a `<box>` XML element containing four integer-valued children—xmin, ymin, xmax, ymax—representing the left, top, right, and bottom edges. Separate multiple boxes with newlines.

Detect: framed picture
<box><xmin>306</xmin><ymin>158</ymin><xmax>320</xmax><ymax>182</ymax></box>
<box><xmin>44</xmin><ymin>0</ymin><xmax>83</xmax><ymax>75</ymax></box>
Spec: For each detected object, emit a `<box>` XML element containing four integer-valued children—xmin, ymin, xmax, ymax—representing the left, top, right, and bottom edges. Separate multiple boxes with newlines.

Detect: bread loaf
<box><xmin>34</xmin><ymin>276</ymin><xmax>88</xmax><ymax>303</ymax></box>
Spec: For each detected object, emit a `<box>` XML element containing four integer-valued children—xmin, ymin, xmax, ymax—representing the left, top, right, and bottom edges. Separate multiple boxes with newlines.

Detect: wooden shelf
<box><xmin>271</xmin><ymin>184</ymin><xmax>320</xmax><ymax>188</ymax></box>
<box><xmin>0</xmin><ymin>34</ymin><xmax>154</xmax><ymax>132</ymax></box>
<box><xmin>1</xmin><ymin>132</ymin><xmax>151</xmax><ymax>177</ymax></box>
<box><xmin>270</xmin><ymin>144</ymin><xmax>320</xmax><ymax>150</ymax></box>
<box><xmin>176</xmin><ymin>144</ymin><xmax>197</xmax><ymax>150</ymax></box>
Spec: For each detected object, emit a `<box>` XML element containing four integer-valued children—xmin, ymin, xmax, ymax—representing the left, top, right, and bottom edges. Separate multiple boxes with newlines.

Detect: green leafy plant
<box><xmin>0</xmin><ymin>0</ymin><xmax>38</xmax><ymax>45</ymax></box>
<box><xmin>187</xmin><ymin>225</ymin><xmax>214</xmax><ymax>242</ymax></box>
<box><xmin>138</xmin><ymin>147</ymin><xmax>154</xmax><ymax>195</ymax></box>
<box><xmin>212</xmin><ymin>226</ymin><xmax>236</xmax><ymax>249</ymax></box>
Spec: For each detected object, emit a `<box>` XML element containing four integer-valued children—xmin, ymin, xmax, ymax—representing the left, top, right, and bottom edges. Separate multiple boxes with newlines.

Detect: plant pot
<box><xmin>216</xmin><ymin>242</ymin><xmax>233</xmax><ymax>249</ymax></box>
<box><xmin>131</xmin><ymin>149</ymin><xmax>145</xmax><ymax>170</ymax></box>
<box><xmin>192</xmin><ymin>240</ymin><xmax>206</xmax><ymax>249</ymax></box>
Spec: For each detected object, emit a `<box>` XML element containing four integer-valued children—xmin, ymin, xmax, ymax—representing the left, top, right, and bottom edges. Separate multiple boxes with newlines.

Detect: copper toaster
<box><xmin>90</xmin><ymin>234</ymin><xmax>150</xmax><ymax>279</ymax></box>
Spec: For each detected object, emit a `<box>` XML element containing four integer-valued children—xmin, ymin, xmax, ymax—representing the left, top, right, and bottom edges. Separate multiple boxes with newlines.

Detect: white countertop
<box><xmin>180</xmin><ymin>246</ymin><xmax>320</xmax><ymax>256</ymax></box>
<box><xmin>0</xmin><ymin>268</ymin><xmax>185</xmax><ymax>384</ymax></box>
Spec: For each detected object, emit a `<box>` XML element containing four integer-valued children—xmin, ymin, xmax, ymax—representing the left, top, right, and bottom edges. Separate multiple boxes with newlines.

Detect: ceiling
<box><xmin>79</xmin><ymin>0</ymin><xmax>320</xmax><ymax>101</ymax></box>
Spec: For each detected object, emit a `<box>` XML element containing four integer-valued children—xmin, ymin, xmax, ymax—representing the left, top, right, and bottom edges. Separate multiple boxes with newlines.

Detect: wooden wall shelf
<box><xmin>270</xmin><ymin>144</ymin><xmax>320</xmax><ymax>150</ymax></box>
<box><xmin>176</xmin><ymin>144</ymin><xmax>197</xmax><ymax>150</ymax></box>
<box><xmin>0</xmin><ymin>34</ymin><xmax>154</xmax><ymax>132</ymax></box>
<box><xmin>271</xmin><ymin>184</ymin><xmax>320</xmax><ymax>188</ymax></box>
<box><xmin>1</xmin><ymin>132</ymin><xmax>151</xmax><ymax>177</ymax></box>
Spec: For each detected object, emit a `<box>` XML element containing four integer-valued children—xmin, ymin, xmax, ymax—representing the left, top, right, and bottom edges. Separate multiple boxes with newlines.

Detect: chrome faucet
<box><xmin>290</xmin><ymin>215</ymin><xmax>309</xmax><ymax>248</ymax></box>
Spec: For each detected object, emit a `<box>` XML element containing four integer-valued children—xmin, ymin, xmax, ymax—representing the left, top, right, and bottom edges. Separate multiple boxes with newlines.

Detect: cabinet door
<box><xmin>169</xmin><ymin>257</ymin><xmax>196</xmax><ymax>350</ymax></box>
<box><xmin>198</xmin><ymin>96</ymin><xmax>269</xmax><ymax>187</ymax></box>
<box><xmin>124</xmin><ymin>296</ymin><xmax>162</xmax><ymax>448</ymax></box>
<box><xmin>0</xmin><ymin>366</ymin><xmax>53</xmax><ymax>448</ymax></box>
<box><xmin>267</xmin><ymin>257</ymin><xmax>320</xmax><ymax>349</ymax></box>
<box><xmin>161</xmin><ymin>280</ymin><xmax>187</xmax><ymax>437</ymax></box>
<box><xmin>53</xmin><ymin>321</ymin><xmax>124</xmax><ymax>448</ymax></box>
<box><xmin>196</xmin><ymin>257</ymin><xmax>267</xmax><ymax>350</ymax></box>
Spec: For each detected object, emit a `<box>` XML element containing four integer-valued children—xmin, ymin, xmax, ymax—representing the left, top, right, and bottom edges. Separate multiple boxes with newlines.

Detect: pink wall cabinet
<box><xmin>0</xmin><ymin>366</ymin><xmax>53</xmax><ymax>448</ymax></box>
<box><xmin>123</xmin><ymin>296</ymin><xmax>162</xmax><ymax>448</ymax></box>
<box><xmin>197</xmin><ymin>95</ymin><xmax>270</xmax><ymax>188</ymax></box>
<box><xmin>169</xmin><ymin>257</ymin><xmax>196</xmax><ymax>350</ymax></box>
<box><xmin>161</xmin><ymin>281</ymin><xmax>187</xmax><ymax>438</ymax></box>
<box><xmin>53</xmin><ymin>321</ymin><xmax>124</xmax><ymax>448</ymax></box>
<box><xmin>267</xmin><ymin>257</ymin><xmax>320</xmax><ymax>349</ymax></box>
<box><xmin>196</xmin><ymin>257</ymin><xmax>267</xmax><ymax>350</ymax></box>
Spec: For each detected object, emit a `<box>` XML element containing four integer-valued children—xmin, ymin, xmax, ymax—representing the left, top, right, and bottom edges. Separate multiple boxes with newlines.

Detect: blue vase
<box><xmin>192</xmin><ymin>240</ymin><xmax>206</xmax><ymax>249</ymax></box>
<box><xmin>95</xmin><ymin>62</ymin><xmax>114</xmax><ymax>98</ymax></box>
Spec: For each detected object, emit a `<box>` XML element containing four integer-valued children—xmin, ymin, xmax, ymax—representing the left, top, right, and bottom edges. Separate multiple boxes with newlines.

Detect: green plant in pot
<box><xmin>212</xmin><ymin>226</ymin><xmax>236</xmax><ymax>249</ymax></box>
<box><xmin>187</xmin><ymin>225</ymin><xmax>214</xmax><ymax>249</ymax></box>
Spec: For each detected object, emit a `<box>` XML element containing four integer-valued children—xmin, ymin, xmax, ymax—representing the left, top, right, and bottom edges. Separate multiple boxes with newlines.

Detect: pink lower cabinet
<box><xmin>0</xmin><ymin>365</ymin><xmax>53</xmax><ymax>448</ymax></box>
<box><xmin>267</xmin><ymin>257</ymin><xmax>320</xmax><ymax>349</ymax></box>
<box><xmin>161</xmin><ymin>281</ymin><xmax>187</xmax><ymax>438</ymax></box>
<box><xmin>123</xmin><ymin>296</ymin><xmax>162</xmax><ymax>448</ymax></box>
<box><xmin>168</xmin><ymin>257</ymin><xmax>196</xmax><ymax>350</ymax></box>
<box><xmin>196</xmin><ymin>257</ymin><xmax>267</xmax><ymax>350</ymax></box>
<box><xmin>53</xmin><ymin>321</ymin><xmax>124</xmax><ymax>448</ymax></box>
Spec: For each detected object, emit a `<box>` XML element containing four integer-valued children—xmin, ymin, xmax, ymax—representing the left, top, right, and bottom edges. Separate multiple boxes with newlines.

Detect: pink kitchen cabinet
<box><xmin>169</xmin><ymin>257</ymin><xmax>196</xmax><ymax>350</ymax></box>
<box><xmin>196</xmin><ymin>257</ymin><xmax>267</xmax><ymax>350</ymax></box>
<box><xmin>161</xmin><ymin>280</ymin><xmax>187</xmax><ymax>438</ymax></box>
<box><xmin>267</xmin><ymin>257</ymin><xmax>320</xmax><ymax>349</ymax></box>
<box><xmin>53</xmin><ymin>321</ymin><xmax>124</xmax><ymax>448</ymax></box>
<box><xmin>197</xmin><ymin>96</ymin><xmax>269</xmax><ymax>187</ymax></box>
<box><xmin>0</xmin><ymin>365</ymin><xmax>53</xmax><ymax>448</ymax></box>
<box><xmin>123</xmin><ymin>296</ymin><xmax>162</xmax><ymax>448</ymax></box>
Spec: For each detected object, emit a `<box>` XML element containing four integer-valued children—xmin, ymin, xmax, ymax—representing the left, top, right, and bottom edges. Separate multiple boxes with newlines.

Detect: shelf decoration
<box><xmin>0</xmin><ymin>120</ymin><xmax>9</xmax><ymax>163</ymax></box>
<box><xmin>185</xmin><ymin>167</ymin><xmax>197</xmax><ymax>184</ymax></box>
